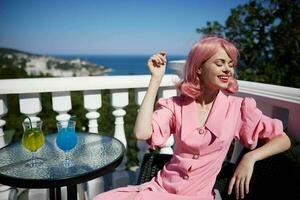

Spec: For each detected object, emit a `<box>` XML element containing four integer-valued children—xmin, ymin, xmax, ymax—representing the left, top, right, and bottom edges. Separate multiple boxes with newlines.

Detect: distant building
<box><xmin>25</xmin><ymin>57</ymin><xmax>48</xmax><ymax>76</ymax></box>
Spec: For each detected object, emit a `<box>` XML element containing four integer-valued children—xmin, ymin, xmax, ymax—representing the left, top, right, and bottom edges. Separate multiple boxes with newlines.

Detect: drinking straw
<box><xmin>69</xmin><ymin>115</ymin><xmax>76</xmax><ymax>121</ymax></box>
<box><xmin>68</xmin><ymin>115</ymin><xmax>76</xmax><ymax>128</ymax></box>
<box><xmin>25</xmin><ymin>116</ymin><xmax>33</xmax><ymax>129</ymax></box>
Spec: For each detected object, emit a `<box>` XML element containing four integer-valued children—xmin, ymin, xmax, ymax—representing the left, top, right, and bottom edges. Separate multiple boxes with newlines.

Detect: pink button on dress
<box><xmin>93</xmin><ymin>90</ymin><xmax>285</xmax><ymax>200</ymax></box>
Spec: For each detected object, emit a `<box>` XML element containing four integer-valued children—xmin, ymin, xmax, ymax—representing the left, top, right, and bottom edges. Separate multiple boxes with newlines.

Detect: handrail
<box><xmin>0</xmin><ymin>75</ymin><xmax>180</xmax><ymax>94</ymax></box>
<box><xmin>238</xmin><ymin>80</ymin><xmax>300</xmax><ymax>105</ymax></box>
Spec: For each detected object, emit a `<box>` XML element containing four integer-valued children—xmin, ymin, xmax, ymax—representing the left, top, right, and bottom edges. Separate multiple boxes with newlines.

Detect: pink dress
<box><xmin>94</xmin><ymin>91</ymin><xmax>285</xmax><ymax>200</ymax></box>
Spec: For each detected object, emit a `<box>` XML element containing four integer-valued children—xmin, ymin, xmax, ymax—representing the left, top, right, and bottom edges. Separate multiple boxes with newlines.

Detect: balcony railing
<box><xmin>0</xmin><ymin>74</ymin><xmax>299</xmax><ymax>200</ymax></box>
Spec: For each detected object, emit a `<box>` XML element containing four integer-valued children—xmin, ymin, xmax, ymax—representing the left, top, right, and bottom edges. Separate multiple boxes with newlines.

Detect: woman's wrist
<box><xmin>244</xmin><ymin>151</ymin><xmax>259</xmax><ymax>163</ymax></box>
<box><xmin>150</xmin><ymin>75</ymin><xmax>164</xmax><ymax>85</ymax></box>
<box><xmin>151</xmin><ymin>74</ymin><xmax>163</xmax><ymax>81</ymax></box>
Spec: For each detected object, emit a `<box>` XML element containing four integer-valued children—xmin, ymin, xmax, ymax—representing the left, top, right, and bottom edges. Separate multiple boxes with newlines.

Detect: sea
<box><xmin>55</xmin><ymin>55</ymin><xmax>186</xmax><ymax>76</ymax></box>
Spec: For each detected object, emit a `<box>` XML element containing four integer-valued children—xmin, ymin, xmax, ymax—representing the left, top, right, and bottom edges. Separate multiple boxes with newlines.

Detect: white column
<box><xmin>83</xmin><ymin>90</ymin><xmax>101</xmax><ymax>133</ymax></box>
<box><xmin>52</xmin><ymin>91</ymin><xmax>71</xmax><ymax>123</ymax></box>
<box><xmin>158</xmin><ymin>87</ymin><xmax>178</xmax><ymax>99</ymax></box>
<box><xmin>19</xmin><ymin>93</ymin><xmax>48</xmax><ymax>200</ymax></box>
<box><xmin>19</xmin><ymin>93</ymin><xmax>42</xmax><ymax>121</ymax></box>
<box><xmin>52</xmin><ymin>91</ymin><xmax>72</xmax><ymax>200</ymax></box>
<box><xmin>0</xmin><ymin>94</ymin><xmax>8</xmax><ymax>148</ymax></box>
<box><xmin>83</xmin><ymin>90</ymin><xmax>104</xmax><ymax>199</ymax></box>
<box><xmin>27</xmin><ymin>189</ymin><xmax>48</xmax><ymax>200</ymax></box>
<box><xmin>0</xmin><ymin>95</ymin><xmax>16</xmax><ymax>200</ymax></box>
<box><xmin>0</xmin><ymin>185</ymin><xmax>16</xmax><ymax>200</ymax></box>
<box><xmin>111</xmin><ymin>89</ymin><xmax>129</xmax><ymax>188</ymax></box>
<box><xmin>159</xmin><ymin>136</ymin><xmax>175</xmax><ymax>154</ymax></box>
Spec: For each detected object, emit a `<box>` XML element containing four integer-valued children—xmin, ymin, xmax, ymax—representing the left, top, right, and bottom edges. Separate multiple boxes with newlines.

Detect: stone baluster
<box><xmin>134</xmin><ymin>89</ymin><xmax>149</xmax><ymax>165</ymax></box>
<box><xmin>111</xmin><ymin>89</ymin><xmax>129</xmax><ymax>188</ymax></box>
<box><xmin>52</xmin><ymin>91</ymin><xmax>71</xmax><ymax>123</ymax></box>
<box><xmin>0</xmin><ymin>94</ymin><xmax>7</xmax><ymax>148</ymax></box>
<box><xmin>83</xmin><ymin>90</ymin><xmax>104</xmax><ymax>199</ymax></box>
<box><xmin>19</xmin><ymin>93</ymin><xmax>48</xmax><ymax>200</ymax></box>
<box><xmin>0</xmin><ymin>95</ymin><xmax>17</xmax><ymax>200</ymax></box>
<box><xmin>52</xmin><ymin>91</ymin><xmax>72</xmax><ymax>200</ymax></box>
<box><xmin>158</xmin><ymin>87</ymin><xmax>177</xmax><ymax>154</ymax></box>
<box><xmin>158</xmin><ymin>87</ymin><xmax>178</xmax><ymax>100</ymax></box>
<box><xmin>19</xmin><ymin>93</ymin><xmax>42</xmax><ymax>121</ymax></box>
<box><xmin>159</xmin><ymin>136</ymin><xmax>175</xmax><ymax>154</ymax></box>
<box><xmin>83</xmin><ymin>90</ymin><xmax>101</xmax><ymax>133</ymax></box>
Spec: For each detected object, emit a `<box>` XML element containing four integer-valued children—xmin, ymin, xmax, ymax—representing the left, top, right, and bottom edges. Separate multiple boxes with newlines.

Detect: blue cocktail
<box><xmin>56</xmin><ymin>127</ymin><xmax>77</xmax><ymax>151</ymax></box>
<box><xmin>56</xmin><ymin>120</ymin><xmax>77</xmax><ymax>167</ymax></box>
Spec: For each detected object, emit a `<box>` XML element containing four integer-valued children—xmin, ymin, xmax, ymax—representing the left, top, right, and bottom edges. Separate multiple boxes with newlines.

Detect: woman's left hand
<box><xmin>228</xmin><ymin>153</ymin><xmax>256</xmax><ymax>199</ymax></box>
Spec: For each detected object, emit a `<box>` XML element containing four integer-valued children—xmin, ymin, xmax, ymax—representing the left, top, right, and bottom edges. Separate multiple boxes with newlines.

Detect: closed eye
<box><xmin>215</xmin><ymin>59</ymin><xmax>234</xmax><ymax>68</ymax></box>
<box><xmin>215</xmin><ymin>61</ymin><xmax>223</xmax><ymax>67</ymax></box>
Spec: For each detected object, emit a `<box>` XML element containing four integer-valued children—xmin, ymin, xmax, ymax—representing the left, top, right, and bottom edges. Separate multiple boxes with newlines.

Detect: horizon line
<box><xmin>0</xmin><ymin>46</ymin><xmax>186</xmax><ymax>57</ymax></box>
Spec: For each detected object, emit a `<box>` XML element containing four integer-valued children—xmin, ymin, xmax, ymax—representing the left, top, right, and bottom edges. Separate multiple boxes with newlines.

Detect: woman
<box><xmin>94</xmin><ymin>36</ymin><xmax>291</xmax><ymax>200</ymax></box>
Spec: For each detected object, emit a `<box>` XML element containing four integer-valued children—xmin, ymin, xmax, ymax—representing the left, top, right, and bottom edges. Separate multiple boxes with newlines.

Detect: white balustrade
<box><xmin>27</xmin><ymin>189</ymin><xmax>48</xmax><ymax>200</ymax></box>
<box><xmin>0</xmin><ymin>95</ymin><xmax>15</xmax><ymax>200</ymax></box>
<box><xmin>0</xmin><ymin>75</ymin><xmax>179</xmax><ymax>199</ymax></box>
<box><xmin>52</xmin><ymin>91</ymin><xmax>72</xmax><ymax>122</ymax></box>
<box><xmin>83</xmin><ymin>90</ymin><xmax>101</xmax><ymax>133</ymax></box>
<box><xmin>0</xmin><ymin>94</ymin><xmax>7</xmax><ymax>148</ymax></box>
<box><xmin>19</xmin><ymin>93</ymin><xmax>42</xmax><ymax>120</ymax></box>
<box><xmin>0</xmin><ymin>184</ymin><xmax>16</xmax><ymax>200</ymax></box>
<box><xmin>0</xmin><ymin>73</ymin><xmax>299</xmax><ymax>199</ymax></box>
<box><xmin>19</xmin><ymin>93</ymin><xmax>47</xmax><ymax>200</ymax></box>
<box><xmin>83</xmin><ymin>90</ymin><xmax>104</xmax><ymax>199</ymax></box>
<box><xmin>238</xmin><ymin>80</ymin><xmax>300</xmax><ymax>141</ymax></box>
<box><xmin>111</xmin><ymin>89</ymin><xmax>130</xmax><ymax>188</ymax></box>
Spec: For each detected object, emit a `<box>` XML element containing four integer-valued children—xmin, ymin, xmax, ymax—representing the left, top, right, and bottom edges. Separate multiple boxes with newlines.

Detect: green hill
<box><xmin>0</xmin><ymin>47</ymin><xmax>36</xmax><ymax>56</ymax></box>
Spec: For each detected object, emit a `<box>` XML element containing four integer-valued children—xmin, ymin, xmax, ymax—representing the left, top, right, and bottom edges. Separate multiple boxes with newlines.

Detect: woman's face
<box><xmin>198</xmin><ymin>48</ymin><xmax>235</xmax><ymax>91</ymax></box>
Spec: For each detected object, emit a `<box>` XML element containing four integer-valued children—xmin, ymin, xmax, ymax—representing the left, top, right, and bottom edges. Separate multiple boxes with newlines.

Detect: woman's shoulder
<box><xmin>227</xmin><ymin>95</ymin><xmax>259</xmax><ymax>112</ymax></box>
<box><xmin>155</xmin><ymin>95</ymin><xmax>181</xmax><ymax>110</ymax></box>
<box><xmin>157</xmin><ymin>95</ymin><xmax>186</xmax><ymax>105</ymax></box>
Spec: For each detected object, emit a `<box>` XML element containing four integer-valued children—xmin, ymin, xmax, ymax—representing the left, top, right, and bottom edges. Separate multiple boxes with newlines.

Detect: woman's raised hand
<box><xmin>134</xmin><ymin>51</ymin><xmax>167</xmax><ymax>141</ymax></box>
<box><xmin>147</xmin><ymin>51</ymin><xmax>167</xmax><ymax>79</ymax></box>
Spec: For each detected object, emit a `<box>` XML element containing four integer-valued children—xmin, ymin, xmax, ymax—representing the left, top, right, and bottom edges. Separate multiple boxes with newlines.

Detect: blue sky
<box><xmin>0</xmin><ymin>0</ymin><xmax>248</xmax><ymax>55</ymax></box>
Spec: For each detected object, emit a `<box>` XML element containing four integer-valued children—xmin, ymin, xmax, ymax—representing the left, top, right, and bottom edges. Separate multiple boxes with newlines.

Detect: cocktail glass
<box><xmin>21</xmin><ymin>119</ymin><xmax>45</xmax><ymax>167</ymax></box>
<box><xmin>56</xmin><ymin>120</ymin><xmax>77</xmax><ymax>167</ymax></box>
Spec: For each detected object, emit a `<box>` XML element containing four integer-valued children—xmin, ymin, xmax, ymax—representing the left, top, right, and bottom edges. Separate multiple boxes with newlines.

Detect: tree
<box><xmin>197</xmin><ymin>0</ymin><xmax>300</xmax><ymax>88</ymax></box>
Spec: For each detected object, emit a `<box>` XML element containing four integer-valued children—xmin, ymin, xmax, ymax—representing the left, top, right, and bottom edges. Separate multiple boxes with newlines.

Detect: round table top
<box><xmin>0</xmin><ymin>132</ymin><xmax>125</xmax><ymax>188</ymax></box>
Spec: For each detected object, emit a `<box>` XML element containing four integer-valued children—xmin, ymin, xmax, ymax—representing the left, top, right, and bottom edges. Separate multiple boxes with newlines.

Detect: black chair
<box><xmin>137</xmin><ymin>152</ymin><xmax>300</xmax><ymax>200</ymax></box>
<box><xmin>137</xmin><ymin>153</ymin><xmax>173</xmax><ymax>184</ymax></box>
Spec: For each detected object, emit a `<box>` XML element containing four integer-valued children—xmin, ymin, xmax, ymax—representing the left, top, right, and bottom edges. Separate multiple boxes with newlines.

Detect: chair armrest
<box><xmin>137</xmin><ymin>153</ymin><xmax>172</xmax><ymax>185</ymax></box>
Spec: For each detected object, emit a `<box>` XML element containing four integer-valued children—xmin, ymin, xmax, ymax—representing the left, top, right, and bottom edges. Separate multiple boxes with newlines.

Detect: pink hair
<box><xmin>177</xmin><ymin>36</ymin><xmax>239</xmax><ymax>99</ymax></box>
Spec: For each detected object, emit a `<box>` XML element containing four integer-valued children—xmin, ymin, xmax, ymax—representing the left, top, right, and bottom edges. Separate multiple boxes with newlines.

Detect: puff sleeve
<box><xmin>235</xmin><ymin>97</ymin><xmax>285</xmax><ymax>150</ymax></box>
<box><xmin>146</xmin><ymin>97</ymin><xmax>176</xmax><ymax>150</ymax></box>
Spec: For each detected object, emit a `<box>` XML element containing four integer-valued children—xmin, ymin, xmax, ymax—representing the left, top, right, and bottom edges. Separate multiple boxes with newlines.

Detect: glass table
<box><xmin>0</xmin><ymin>132</ymin><xmax>125</xmax><ymax>200</ymax></box>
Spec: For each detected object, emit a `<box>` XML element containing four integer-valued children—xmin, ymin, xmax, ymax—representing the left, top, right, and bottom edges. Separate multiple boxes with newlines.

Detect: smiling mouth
<box><xmin>217</xmin><ymin>75</ymin><xmax>229</xmax><ymax>83</ymax></box>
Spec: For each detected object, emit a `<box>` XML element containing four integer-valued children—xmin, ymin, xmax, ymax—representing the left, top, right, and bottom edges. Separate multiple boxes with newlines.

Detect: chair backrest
<box><xmin>137</xmin><ymin>153</ymin><xmax>172</xmax><ymax>185</ymax></box>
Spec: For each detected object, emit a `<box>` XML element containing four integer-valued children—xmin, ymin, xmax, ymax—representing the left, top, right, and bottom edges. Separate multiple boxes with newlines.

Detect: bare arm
<box><xmin>228</xmin><ymin>134</ymin><xmax>291</xmax><ymax>199</ymax></box>
<box><xmin>134</xmin><ymin>51</ymin><xmax>167</xmax><ymax>140</ymax></box>
<box><xmin>243</xmin><ymin>134</ymin><xmax>291</xmax><ymax>162</ymax></box>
